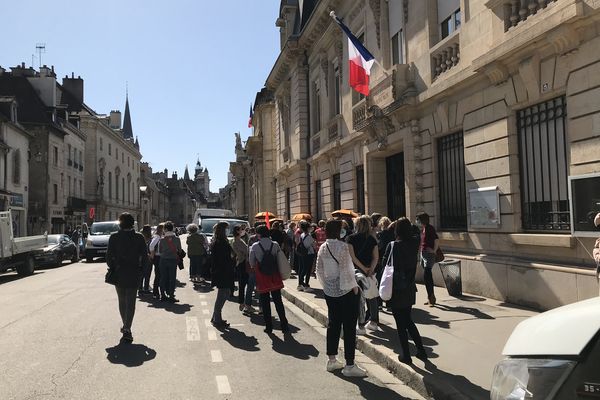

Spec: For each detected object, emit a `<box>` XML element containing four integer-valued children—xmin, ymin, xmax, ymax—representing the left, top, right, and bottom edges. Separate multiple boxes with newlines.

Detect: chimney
<box><xmin>109</xmin><ymin>110</ymin><xmax>121</xmax><ymax>129</ymax></box>
<box><xmin>62</xmin><ymin>74</ymin><xmax>84</xmax><ymax>105</ymax></box>
<box><xmin>11</xmin><ymin>62</ymin><xmax>35</xmax><ymax>77</ymax></box>
<box><xmin>39</xmin><ymin>65</ymin><xmax>55</xmax><ymax>77</ymax></box>
<box><xmin>27</xmin><ymin>65</ymin><xmax>57</xmax><ymax>107</ymax></box>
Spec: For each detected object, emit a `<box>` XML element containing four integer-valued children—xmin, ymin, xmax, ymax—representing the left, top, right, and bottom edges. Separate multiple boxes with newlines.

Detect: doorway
<box><xmin>386</xmin><ymin>152</ymin><xmax>406</xmax><ymax>220</ymax></box>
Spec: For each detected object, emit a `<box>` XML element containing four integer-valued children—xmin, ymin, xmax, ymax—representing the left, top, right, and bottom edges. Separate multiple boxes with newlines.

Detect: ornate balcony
<box><xmin>328</xmin><ymin>115</ymin><xmax>342</xmax><ymax>141</ymax></box>
<box><xmin>311</xmin><ymin>131</ymin><xmax>321</xmax><ymax>155</ymax></box>
<box><xmin>352</xmin><ymin>98</ymin><xmax>368</xmax><ymax>131</ymax></box>
<box><xmin>431</xmin><ymin>32</ymin><xmax>460</xmax><ymax>80</ymax></box>
<box><xmin>487</xmin><ymin>0</ymin><xmax>559</xmax><ymax>31</ymax></box>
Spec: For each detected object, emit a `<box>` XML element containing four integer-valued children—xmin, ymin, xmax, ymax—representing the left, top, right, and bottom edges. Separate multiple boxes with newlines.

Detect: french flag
<box><xmin>248</xmin><ymin>103</ymin><xmax>253</xmax><ymax>128</ymax></box>
<box><xmin>331</xmin><ymin>11</ymin><xmax>375</xmax><ymax>96</ymax></box>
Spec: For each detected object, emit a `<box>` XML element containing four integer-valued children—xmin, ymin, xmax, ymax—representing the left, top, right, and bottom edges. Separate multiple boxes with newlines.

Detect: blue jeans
<box><xmin>298</xmin><ymin>254</ymin><xmax>315</xmax><ymax>287</ymax></box>
<box><xmin>159</xmin><ymin>258</ymin><xmax>177</xmax><ymax>297</ymax></box>
<box><xmin>245</xmin><ymin>273</ymin><xmax>256</xmax><ymax>306</ymax></box>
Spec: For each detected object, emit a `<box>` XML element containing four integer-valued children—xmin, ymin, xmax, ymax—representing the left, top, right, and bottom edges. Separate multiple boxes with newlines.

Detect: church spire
<box><xmin>184</xmin><ymin>165</ymin><xmax>190</xmax><ymax>181</ymax></box>
<box><xmin>122</xmin><ymin>87</ymin><xmax>134</xmax><ymax>139</ymax></box>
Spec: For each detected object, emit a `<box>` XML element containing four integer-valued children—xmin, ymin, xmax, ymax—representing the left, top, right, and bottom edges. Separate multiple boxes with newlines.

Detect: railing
<box><xmin>328</xmin><ymin>115</ymin><xmax>341</xmax><ymax>140</ymax></box>
<box><xmin>312</xmin><ymin>131</ymin><xmax>321</xmax><ymax>155</ymax></box>
<box><xmin>67</xmin><ymin>196</ymin><xmax>87</xmax><ymax>212</ymax></box>
<box><xmin>79</xmin><ymin>165</ymin><xmax>83</xmax><ymax>172</ymax></box>
<box><xmin>431</xmin><ymin>32</ymin><xmax>460</xmax><ymax>80</ymax></box>
<box><xmin>352</xmin><ymin>99</ymin><xmax>368</xmax><ymax>131</ymax></box>
<box><xmin>73</xmin><ymin>162</ymin><xmax>79</xmax><ymax>169</ymax></box>
<box><xmin>282</xmin><ymin>147</ymin><xmax>290</xmax><ymax>162</ymax></box>
<box><xmin>505</xmin><ymin>0</ymin><xmax>558</xmax><ymax>31</ymax></box>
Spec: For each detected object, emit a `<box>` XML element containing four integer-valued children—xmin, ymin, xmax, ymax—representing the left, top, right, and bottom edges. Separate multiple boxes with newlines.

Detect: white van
<box><xmin>193</xmin><ymin>208</ymin><xmax>234</xmax><ymax>226</ymax></box>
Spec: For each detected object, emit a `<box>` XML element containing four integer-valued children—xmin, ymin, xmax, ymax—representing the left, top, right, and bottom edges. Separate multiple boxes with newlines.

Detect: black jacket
<box><xmin>210</xmin><ymin>240</ymin><xmax>235</xmax><ymax>289</ymax></box>
<box><xmin>106</xmin><ymin>230</ymin><xmax>147</xmax><ymax>289</ymax></box>
<box><xmin>382</xmin><ymin>235</ymin><xmax>420</xmax><ymax>309</ymax></box>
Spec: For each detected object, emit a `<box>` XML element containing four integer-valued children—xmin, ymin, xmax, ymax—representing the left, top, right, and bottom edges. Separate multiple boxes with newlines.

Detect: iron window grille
<box><xmin>356</xmin><ymin>166</ymin><xmax>365</xmax><ymax>215</ymax></box>
<box><xmin>517</xmin><ymin>96</ymin><xmax>570</xmax><ymax>231</ymax></box>
<box><xmin>333</xmin><ymin>174</ymin><xmax>341</xmax><ymax>211</ymax></box>
<box><xmin>438</xmin><ymin>131</ymin><xmax>467</xmax><ymax>230</ymax></box>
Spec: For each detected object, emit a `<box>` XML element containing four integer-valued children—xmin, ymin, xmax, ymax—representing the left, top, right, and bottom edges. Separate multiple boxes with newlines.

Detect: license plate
<box><xmin>577</xmin><ymin>383</ymin><xmax>600</xmax><ymax>397</ymax></box>
<box><xmin>97</xmin><ymin>250</ymin><xmax>106</xmax><ymax>254</ymax></box>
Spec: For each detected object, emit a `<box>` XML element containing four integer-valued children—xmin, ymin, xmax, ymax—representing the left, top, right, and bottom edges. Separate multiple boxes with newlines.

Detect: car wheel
<box><xmin>86</xmin><ymin>256</ymin><xmax>93</xmax><ymax>263</ymax></box>
<box><xmin>16</xmin><ymin>255</ymin><xmax>35</xmax><ymax>276</ymax></box>
<box><xmin>71</xmin><ymin>252</ymin><xmax>79</xmax><ymax>263</ymax></box>
<box><xmin>55</xmin><ymin>254</ymin><xmax>63</xmax><ymax>268</ymax></box>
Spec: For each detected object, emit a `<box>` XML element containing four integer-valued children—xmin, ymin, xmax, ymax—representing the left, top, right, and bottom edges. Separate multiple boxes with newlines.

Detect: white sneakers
<box><xmin>326</xmin><ymin>358</ymin><xmax>344</xmax><ymax>372</ymax></box>
<box><xmin>342</xmin><ymin>364</ymin><xmax>368</xmax><ymax>378</ymax></box>
<box><xmin>365</xmin><ymin>321</ymin><xmax>381</xmax><ymax>331</ymax></box>
<box><xmin>356</xmin><ymin>325</ymin><xmax>367</xmax><ymax>335</ymax></box>
<box><xmin>327</xmin><ymin>359</ymin><xmax>368</xmax><ymax>378</ymax></box>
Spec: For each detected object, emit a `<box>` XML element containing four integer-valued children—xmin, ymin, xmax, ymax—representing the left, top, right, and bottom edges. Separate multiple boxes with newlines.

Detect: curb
<box><xmin>281</xmin><ymin>287</ymin><xmax>473</xmax><ymax>400</ymax></box>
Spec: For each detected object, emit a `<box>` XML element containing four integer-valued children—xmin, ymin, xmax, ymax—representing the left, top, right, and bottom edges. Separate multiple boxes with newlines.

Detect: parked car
<box><xmin>84</xmin><ymin>221</ymin><xmax>119</xmax><ymax>262</ymax></box>
<box><xmin>34</xmin><ymin>234</ymin><xmax>78</xmax><ymax>267</ymax></box>
<box><xmin>490</xmin><ymin>297</ymin><xmax>600</xmax><ymax>400</ymax></box>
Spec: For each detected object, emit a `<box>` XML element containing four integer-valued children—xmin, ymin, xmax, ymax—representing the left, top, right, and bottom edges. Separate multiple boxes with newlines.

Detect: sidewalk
<box><xmin>281</xmin><ymin>276</ymin><xmax>538</xmax><ymax>400</ymax></box>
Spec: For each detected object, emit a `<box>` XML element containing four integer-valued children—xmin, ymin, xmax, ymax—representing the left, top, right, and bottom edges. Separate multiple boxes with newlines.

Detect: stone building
<box><xmin>0</xmin><ymin>96</ymin><xmax>32</xmax><ymax>236</ymax></box>
<box><xmin>248</xmin><ymin>0</ymin><xmax>600</xmax><ymax>310</ymax></box>
<box><xmin>79</xmin><ymin>95</ymin><xmax>142</xmax><ymax>223</ymax></box>
<box><xmin>140</xmin><ymin>162</ymin><xmax>169</xmax><ymax>226</ymax></box>
<box><xmin>0</xmin><ymin>64</ymin><xmax>87</xmax><ymax>234</ymax></box>
<box><xmin>152</xmin><ymin>167</ymin><xmax>207</xmax><ymax>225</ymax></box>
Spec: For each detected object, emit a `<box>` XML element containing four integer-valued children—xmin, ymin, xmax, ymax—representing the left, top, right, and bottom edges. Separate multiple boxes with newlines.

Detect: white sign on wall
<box><xmin>468</xmin><ymin>186</ymin><xmax>501</xmax><ymax>228</ymax></box>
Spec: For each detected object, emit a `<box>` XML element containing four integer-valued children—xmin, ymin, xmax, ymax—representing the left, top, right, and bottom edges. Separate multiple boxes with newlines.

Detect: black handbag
<box><xmin>105</xmin><ymin>267</ymin><xmax>118</xmax><ymax>285</ymax></box>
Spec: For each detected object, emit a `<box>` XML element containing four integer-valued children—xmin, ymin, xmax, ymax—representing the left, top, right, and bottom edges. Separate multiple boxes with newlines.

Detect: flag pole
<box><xmin>329</xmin><ymin>11</ymin><xmax>389</xmax><ymax>77</ymax></box>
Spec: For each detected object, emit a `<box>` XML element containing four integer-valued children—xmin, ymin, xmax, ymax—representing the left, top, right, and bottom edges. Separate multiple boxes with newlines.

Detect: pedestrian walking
<box><xmin>249</xmin><ymin>225</ymin><xmax>289</xmax><ymax>334</ymax></box>
<box><xmin>139</xmin><ymin>225</ymin><xmax>153</xmax><ymax>295</ymax></box>
<box><xmin>383</xmin><ymin>217</ymin><xmax>428</xmax><ymax>364</ymax></box>
<box><xmin>158</xmin><ymin>221</ymin><xmax>182</xmax><ymax>303</ymax></box>
<box><xmin>70</xmin><ymin>226</ymin><xmax>81</xmax><ymax>261</ymax></box>
<box><xmin>347</xmin><ymin>215</ymin><xmax>380</xmax><ymax>333</ymax></box>
<box><xmin>186</xmin><ymin>223</ymin><xmax>208</xmax><ymax>283</ymax></box>
<box><xmin>210</xmin><ymin>222</ymin><xmax>235</xmax><ymax>329</ymax></box>
<box><xmin>416</xmin><ymin>212</ymin><xmax>439</xmax><ymax>306</ymax></box>
<box><xmin>314</xmin><ymin>220</ymin><xmax>327</xmax><ymax>250</ymax></box>
<box><xmin>316</xmin><ymin>219</ymin><xmax>367</xmax><ymax>378</ymax></box>
<box><xmin>106</xmin><ymin>213</ymin><xmax>147</xmax><ymax>342</ymax></box>
<box><xmin>232</xmin><ymin>225</ymin><xmax>256</xmax><ymax>314</ymax></box>
<box><xmin>270</xmin><ymin>221</ymin><xmax>286</xmax><ymax>248</ymax></box>
<box><xmin>296</xmin><ymin>220</ymin><xmax>316</xmax><ymax>292</ymax></box>
<box><xmin>149</xmin><ymin>223</ymin><xmax>164</xmax><ymax>299</ymax></box>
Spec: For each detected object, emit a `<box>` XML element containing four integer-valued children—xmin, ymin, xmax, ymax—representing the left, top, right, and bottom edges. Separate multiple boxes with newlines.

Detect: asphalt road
<box><xmin>0</xmin><ymin>255</ymin><xmax>423</xmax><ymax>400</ymax></box>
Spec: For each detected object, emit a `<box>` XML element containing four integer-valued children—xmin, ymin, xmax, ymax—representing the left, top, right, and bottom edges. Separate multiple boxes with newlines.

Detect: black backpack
<box><xmin>296</xmin><ymin>234</ymin><xmax>309</xmax><ymax>256</ymax></box>
<box><xmin>258</xmin><ymin>242</ymin><xmax>277</xmax><ymax>275</ymax></box>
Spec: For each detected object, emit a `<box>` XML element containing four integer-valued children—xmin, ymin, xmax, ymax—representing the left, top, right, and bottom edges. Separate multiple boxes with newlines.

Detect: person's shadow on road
<box><xmin>268</xmin><ymin>332</ymin><xmax>319</xmax><ymax>360</ymax></box>
<box><xmin>105</xmin><ymin>341</ymin><xmax>157</xmax><ymax>367</ymax></box>
<box><xmin>220</xmin><ymin>327</ymin><xmax>260</xmax><ymax>352</ymax></box>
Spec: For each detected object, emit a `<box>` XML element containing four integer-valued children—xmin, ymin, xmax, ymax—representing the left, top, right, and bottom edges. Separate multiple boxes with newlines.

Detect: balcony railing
<box><xmin>352</xmin><ymin>99</ymin><xmax>368</xmax><ymax>131</ymax></box>
<box><xmin>431</xmin><ymin>32</ymin><xmax>460</xmax><ymax>80</ymax></box>
<box><xmin>504</xmin><ymin>0</ymin><xmax>558</xmax><ymax>31</ymax></box>
<box><xmin>328</xmin><ymin>115</ymin><xmax>341</xmax><ymax>140</ymax></box>
<box><xmin>312</xmin><ymin>131</ymin><xmax>321</xmax><ymax>155</ymax></box>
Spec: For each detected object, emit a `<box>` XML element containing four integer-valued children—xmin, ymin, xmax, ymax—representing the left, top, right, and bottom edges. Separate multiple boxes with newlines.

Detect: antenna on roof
<box><xmin>35</xmin><ymin>43</ymin><xmax>46</xmax><ymax>69</ymax></box>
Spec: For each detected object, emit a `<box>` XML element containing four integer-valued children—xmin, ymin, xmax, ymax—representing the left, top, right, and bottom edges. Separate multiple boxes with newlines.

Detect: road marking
<box><xmin>229</xmin><ymin>323</ymin><xmax>245</xmax><ymax>327</ymax></box>
<box><xmin>207</xmin><ymin>329</ymin><xmax>217</xmax><ymax>341</ymax></box>
<box><xmin>200</xmin><ymin>301</ymin><xmax>208</xmax><ymax>306</ymax></box>
<box><xmin>204</xmin><ymin>319</ymin><xmax>212</xmax><ymax>327</ymax></box>
<box><xmin>210</xmin><ymin>350</ymin><xmax>223</xmax><ymax>363</ymax></box>
<box><xmin>199</xmin><ymin>294</ymin><xmax>207</xmax><ymax>299</ymax></box>
<box><xmin>186</xmin><ymin>317</ymin><xmax>201</xmax><ymax>341</ymax></box>
<box><xmin>216</xmin><ymin>375</ymin><xmax>231</xmax><ymax>394</ymax></box>
<box><xmin>202</xmin><ymin>309</ymin><xmax>210</xmax><ymax>315</ymax></box>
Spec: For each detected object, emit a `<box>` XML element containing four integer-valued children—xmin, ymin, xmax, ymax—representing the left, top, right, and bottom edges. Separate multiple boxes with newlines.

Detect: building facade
<box><xmin>247</xmin><ymin>0</ymin><xmax>600</xmax><ymax>310</ymax></box>
<box><xmin>0</xmin><ymin>96</ymin><xmax>31</xmax><ymax>236</ymax></box>
<box><xmin>140</xmin><ymin>162</ymin><xmax>169</xmax><ymax>226</ymax></box>
<box><xmin>80</xmin><ymin>97</ymin><xmax>142</xmax><ymax>223</ymax></box>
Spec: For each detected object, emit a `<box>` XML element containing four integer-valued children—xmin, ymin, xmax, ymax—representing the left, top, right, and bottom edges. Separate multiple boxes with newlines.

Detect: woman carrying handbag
<box><xmin>382</xmin><ymin>217</ymin><xmax>428</xmax><ymax>365</ymax></box>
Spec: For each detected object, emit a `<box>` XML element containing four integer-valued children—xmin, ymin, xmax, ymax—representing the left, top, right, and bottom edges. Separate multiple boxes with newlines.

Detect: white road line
<box><xmin>229</xmin><ymin>323</ymin><xmax>245</xmax><ymax>327</ymax></box>
<box><xmin>200</xmin><ymin>301</ymin><xmax>208</xmax><ymax>306</ymax></box>
<box><xmin>202</xmin><ymin>309</ymin><xmax>210</xmax><ymax>315</ymax></box>
<box><xmin>185</xmin><ymin>317</ymin><xmax>201</xmax><ymax>341</ymax></box>
<box><xmin>216</xmin><ymin>375</ymin><xmax>232</xmax><ymax>394</ymax></box>
<box><xmin>207</xmin><ymin>329</ymin><xmax>217</xmax><ymax>341</ymax></box>
<box><xmin>204</xmin><ymin>319</ymin><xmax>212</xmax><ymax>327</ymax></box>
<box><xmin>199</xmin><ymin>294</ymin><xmax>207</xmax><ymax>299</ymax></box>
<box><xmin>210</xmin><ymin>350</ymin><xmax>223</xmax><ymax>363</ymax></box>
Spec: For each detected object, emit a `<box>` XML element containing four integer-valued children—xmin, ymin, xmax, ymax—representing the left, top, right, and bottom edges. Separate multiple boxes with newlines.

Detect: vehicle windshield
<box><xmin>47</xmin><ymin>235</ymin><xmax>61</xmax><ymax>245</ymax></box>
<box><xmin>199</xmin><ymin>219</ymin><xmax>247</xmax><ymax>237</ymax></box>
<box><xmin>90</xmin><ymin>222</ymin><xmax>119</xmax><ymax>236</ymax></box>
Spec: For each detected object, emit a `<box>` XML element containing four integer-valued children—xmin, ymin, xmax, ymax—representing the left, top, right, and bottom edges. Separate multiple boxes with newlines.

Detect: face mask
<box><xmin>340</xmin><ymin>229</ymin><xmax>347</xmax><ymax>238</ymax></box>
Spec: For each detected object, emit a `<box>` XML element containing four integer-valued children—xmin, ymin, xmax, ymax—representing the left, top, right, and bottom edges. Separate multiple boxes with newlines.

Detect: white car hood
<box><xmin>503</xmin><ymin>297</ymin><xmax>600</xmax><ymax>357</ymax></box>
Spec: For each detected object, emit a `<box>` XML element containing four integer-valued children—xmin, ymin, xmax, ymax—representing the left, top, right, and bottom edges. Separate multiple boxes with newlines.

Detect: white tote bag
<box><xmin>277</xmin><ymin>249</ymin><xmax>292</xmax><ymax>280</ymax></box>
<box><xmin>363</xmin><ymin>275</ymin><xmax>380</xmax><ymax>299</ymax></box>
<box><xmin>379</xmin><ymin>242</ymin><xmax>394</xmax><ymax>301</ymax></box>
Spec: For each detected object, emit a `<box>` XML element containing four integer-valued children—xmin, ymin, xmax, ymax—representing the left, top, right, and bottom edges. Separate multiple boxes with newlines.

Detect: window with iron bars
<box><xmin>438</xmin><ymin>131</ymin><xmax>467</xmax><ymax>230</ymax></box>
<box><xmin>518</xmin><ymin>96</ymin><xmax>569</xmax><ymax>232</ymax></box>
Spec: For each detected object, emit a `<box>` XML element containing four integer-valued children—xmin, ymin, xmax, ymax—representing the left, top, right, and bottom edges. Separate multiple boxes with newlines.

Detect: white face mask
<box><xmin>340</xmin><ymin>229</ymin><xmax>347</xmax><ymax>238</ymax></box>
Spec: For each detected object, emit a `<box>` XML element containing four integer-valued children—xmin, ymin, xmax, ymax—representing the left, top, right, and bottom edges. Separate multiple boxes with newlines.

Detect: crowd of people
<box><xmin>105</xmin><ymin>209</ymin><xmax>441</xmax><ymax>376</ymax></box>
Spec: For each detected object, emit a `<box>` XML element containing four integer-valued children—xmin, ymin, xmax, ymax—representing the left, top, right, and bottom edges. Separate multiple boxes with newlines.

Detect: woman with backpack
<box><xmin>210</xmin><ymin>222</ymin><xmax>235</xmax><ymax>329</ymax></box>
<box><xmin>315</xmin><ymin>219</ymin><xmax>367</xmax><ymax>378</ymax></box>
<box><xmin>158</xmin><ymin>221</ymin><xmax>182</xmax><ymax>303</ymax></box>
<box><xmin>186</xmin><ymin>223</ymin><xmax>207</xmax><ymax>283</ymax></box>
<box><xmin>382</xmin><ymin>217</ymin><xmax>428</xmax><ymax>365</ymax></box>
<box><xmin>232</xmin><ymin>225</ymin><xmax>255</xmax><ymax>314</ymax></box>
<box><xmin>297</xmin><ymin>220</ymin><xmax>316</xmax><ymax>292</ymax></box>
<box><xmin>249</xmin><ymin>225</ymin><xmax>289</xmax><ymax>334</ymax></box>
<box><xmin>149</xmin><ymin>223</ymin><xmax>165</xmax><ymax>299</ymax></box>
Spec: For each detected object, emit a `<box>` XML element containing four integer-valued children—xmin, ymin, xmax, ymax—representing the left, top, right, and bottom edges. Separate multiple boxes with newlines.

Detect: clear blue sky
<box><xmin>0</xmin><ymin>0</ymin><xmax>280</xmax><ymax>191</ymax></box>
